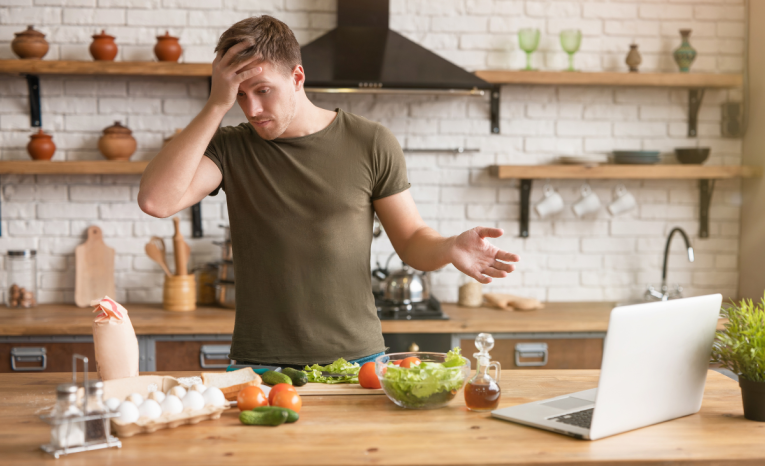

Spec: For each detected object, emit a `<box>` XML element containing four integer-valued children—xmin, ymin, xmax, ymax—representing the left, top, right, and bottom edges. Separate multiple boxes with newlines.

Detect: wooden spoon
<box><xmin>145</xmin><ymin>236</ymin><xmax>172</xmax><ymax>277</ymax></box>
<box><xmin>172</xmin><ymin>216</ymin><xmax>190</xmax><ymax>275</ymax></box>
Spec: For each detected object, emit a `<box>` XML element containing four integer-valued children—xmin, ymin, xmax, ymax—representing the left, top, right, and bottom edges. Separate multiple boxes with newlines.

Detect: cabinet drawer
<box><xmin>155</xmin><ymin>340</ymin><xmax>232</xmax><ymax>371</ymax></box>
<box><xmin>460</xmin><ymin>337</ymin><xmax>603</xmax><ymax>370</ymax></box>
<box><xmin>0</xmin><ymin>342</ymin><xmax>96</xmax><ymax>373</ymax></box>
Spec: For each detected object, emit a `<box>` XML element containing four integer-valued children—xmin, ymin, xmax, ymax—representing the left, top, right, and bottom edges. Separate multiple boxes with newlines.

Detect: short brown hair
<box><xmin>215</xmin><ymin>15</ymin><xmax>302</xmax><ymax>74</ymax></box>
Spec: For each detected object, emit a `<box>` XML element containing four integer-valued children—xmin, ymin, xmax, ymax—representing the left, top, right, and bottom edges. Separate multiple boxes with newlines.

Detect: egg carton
<box><xmin>103</xmin><ymin>375</ymin><xmax>230</xmax><ymax>438</ymax></box>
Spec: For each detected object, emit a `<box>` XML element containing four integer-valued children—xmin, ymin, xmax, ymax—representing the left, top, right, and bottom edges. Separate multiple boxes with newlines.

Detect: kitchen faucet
<box><xmin>645</xmin><ymin>227</ymin><xmax>694</xmax><ymax>301</ymax></box>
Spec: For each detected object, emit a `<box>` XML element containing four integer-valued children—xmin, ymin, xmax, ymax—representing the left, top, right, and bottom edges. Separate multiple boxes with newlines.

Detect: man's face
<box><xmin>236</xmin><ymin>59</ymin><xmax>298</xmax><ymax>140</ymax></box>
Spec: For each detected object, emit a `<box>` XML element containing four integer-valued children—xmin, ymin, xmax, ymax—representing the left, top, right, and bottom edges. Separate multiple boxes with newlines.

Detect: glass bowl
<box><xmin>374</xmin><ymin>352</ymin><xmax>471</xmax><ymax>410</ymax></box>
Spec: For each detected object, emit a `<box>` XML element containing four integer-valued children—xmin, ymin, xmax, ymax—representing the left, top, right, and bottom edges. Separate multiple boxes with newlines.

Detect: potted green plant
<box><xmin>711</xmin><ymin>294</ymin><xmax>765</xmax><ymax>421</ymax></box>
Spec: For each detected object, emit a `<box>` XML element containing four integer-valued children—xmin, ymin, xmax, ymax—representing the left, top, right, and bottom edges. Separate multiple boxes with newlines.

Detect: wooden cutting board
<box><xmin>295</xmin><ymin>383</ymin><xmax>384</xmax><ymax>396</ymax></box>
<box><xmin>75</xmin><ymin>226</ymin><xmax>116</xmax><ymax>307</ymax></box>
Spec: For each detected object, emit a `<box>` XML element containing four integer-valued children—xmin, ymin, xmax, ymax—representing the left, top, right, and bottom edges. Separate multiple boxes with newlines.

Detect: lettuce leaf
<box><xmin>381</xmin><ymin>347</ymin><xmax>468</xmax><ymax>407</ymax></box>
<box><xmin>303</xmin><ymin>358</ymin><xmax>360</xmax><ymax>384</ymax></box>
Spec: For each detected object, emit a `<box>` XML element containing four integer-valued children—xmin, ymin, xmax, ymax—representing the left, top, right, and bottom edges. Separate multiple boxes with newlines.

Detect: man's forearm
<box><xmin>137</xmin><ymin>103</ymin><xmax>228</xmax><ymax>217</ymax></box>
<box><xmin>397</xmin><ymin>226</ymin><xmax>456</xmax><ymax>272</ymax></box>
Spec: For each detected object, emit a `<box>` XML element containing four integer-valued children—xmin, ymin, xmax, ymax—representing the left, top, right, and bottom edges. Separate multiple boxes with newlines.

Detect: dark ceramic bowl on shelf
<box><xmin>674</xmin><ymin>147</ymin><xmax>710</xmax><ymax>164</ymax></box>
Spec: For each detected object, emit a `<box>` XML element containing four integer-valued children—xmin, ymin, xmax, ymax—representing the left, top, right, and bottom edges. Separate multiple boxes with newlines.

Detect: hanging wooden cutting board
<box><xmin>75</xmin><ymin>226</ymin><xmax>116</xmax><ymax>307</ymax></box>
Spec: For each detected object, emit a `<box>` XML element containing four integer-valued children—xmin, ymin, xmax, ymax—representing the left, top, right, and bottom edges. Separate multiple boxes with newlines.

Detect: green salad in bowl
<box><xmin>374</xmin><ymin>348</ymin><xmax>471</xmax><ymax>409</ymax></box>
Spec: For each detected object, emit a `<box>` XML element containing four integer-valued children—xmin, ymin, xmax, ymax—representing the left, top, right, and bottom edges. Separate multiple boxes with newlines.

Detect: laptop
<box><xmin>491</xmin><ymin>294</ymin><xmax>723</xmax><ymax>440</ymax></box>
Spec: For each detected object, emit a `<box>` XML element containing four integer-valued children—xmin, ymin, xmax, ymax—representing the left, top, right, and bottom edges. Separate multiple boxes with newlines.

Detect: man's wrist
<box><xmin>442</xmin><ymin>235</ymin><xmax>458</xmax><ymax>265</ymax></box>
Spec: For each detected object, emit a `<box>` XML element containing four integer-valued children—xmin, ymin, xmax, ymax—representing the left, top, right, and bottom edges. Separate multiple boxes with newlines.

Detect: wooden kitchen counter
<box><xmin>1</xmin><ymin>370</ymin><xmax>761</xmax><ymax>465</ymax></box>
<box><xmin>0</xmin><ymin>302</ymin><xmax>616</xmax><ymax>336</ymax></box>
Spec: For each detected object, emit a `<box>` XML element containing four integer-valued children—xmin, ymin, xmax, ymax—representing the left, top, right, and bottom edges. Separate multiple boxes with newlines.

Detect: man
<box><xmin>138</xmin><ymin>16</ymin><xmax>519</xmax><ymax>369</ymax></box>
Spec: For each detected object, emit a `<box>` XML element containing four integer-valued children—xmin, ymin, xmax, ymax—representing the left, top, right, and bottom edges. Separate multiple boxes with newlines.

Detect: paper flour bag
<box><xmin>92</xmin><ymin>296</ymin><xmax>139</xmax><ymax>381</ymax></box>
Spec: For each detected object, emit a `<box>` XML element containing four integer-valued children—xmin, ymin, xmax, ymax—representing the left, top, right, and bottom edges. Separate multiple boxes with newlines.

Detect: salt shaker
<box><xmin>82</xmin><ymin>380</ymin><xmax>109</xmax><ymax>442</ymax></box>
<box><xmin>50</xmin><ymin>383</ymin><xmax>85</xmax><ymax>449</ymax></box>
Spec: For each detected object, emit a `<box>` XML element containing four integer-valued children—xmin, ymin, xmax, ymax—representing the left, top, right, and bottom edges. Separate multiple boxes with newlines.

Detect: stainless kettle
<box><xmin>380</xmin><ymin>262</ymin><xmax>430</xmax><ymax>304</ymax></box>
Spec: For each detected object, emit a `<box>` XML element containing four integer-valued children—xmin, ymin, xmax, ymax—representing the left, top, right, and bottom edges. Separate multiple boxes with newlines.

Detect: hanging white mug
<box><xmin>572</xmin><ymin>183</ymin><xmax>601</xmax><ymax>218</ymax></box>
<box><xmin>608</xmin><ymin>184</ymin><xmax>637</xmax><ymax>216</ymax></box>
<box><xmin>534</xmin><ymin>184</ymin><xmax>565</xmax><ymax>218</ymax></box>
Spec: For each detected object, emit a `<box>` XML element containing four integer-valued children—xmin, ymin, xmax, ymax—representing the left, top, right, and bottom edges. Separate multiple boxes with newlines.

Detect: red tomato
<box><xmin>392</xmin><ymin>360</ymin><xmax>403</xmax><ymax>366</ymax></box>
<box><xmin>358</xmin><ymin>362</ymin><xmax>381</xmax><ymax>389</ymax></box>
<box><xmin>400</xmin><ymin>357</ymin><xmax>422</xmax><ymax>368</ymax></box>
<box><xmin>268</xmin><ymin>383</ymin><xmax>297</xmax><ymax>405</ymax></box>
<box><xmin>272</xmin><ymin>390</ymin><xmax>302</xmax><ymax>413</ymax></box>
<box><xmin>236</xmin><ymin>385</ymin><xmax>268</xmax><ymax>411</ymax></box>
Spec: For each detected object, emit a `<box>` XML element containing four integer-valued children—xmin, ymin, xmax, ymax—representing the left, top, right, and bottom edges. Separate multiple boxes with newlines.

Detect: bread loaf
<box><xmin>202</xmin><ymin>367</ymin><xmax>262</xmax><ymax>401</ymax></box>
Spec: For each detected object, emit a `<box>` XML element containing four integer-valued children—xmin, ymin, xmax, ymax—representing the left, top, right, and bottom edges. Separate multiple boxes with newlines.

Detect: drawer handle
<box><xmin>199</xmin><ymin>344</ymin><xmax>232</xmax><ymax>369</ymax></box>
<box><xmin>11</xmin><ymin>347</ymin><xmax>47</xmax><ymax>371</ymax></box>
<box><xmin>515</xmin><ymin>343</ymin><xmax>548</xmax><ymax>367</ymax></box>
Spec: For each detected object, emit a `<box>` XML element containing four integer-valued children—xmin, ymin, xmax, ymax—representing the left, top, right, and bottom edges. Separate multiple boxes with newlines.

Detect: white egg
<box><xmin>117</xmin><ymin>401</ymin><xmax>139</xmax><ymax>423</ymax></box>
<box><xmin>190</xmin><ymin>383</ymin><xmax>207</xmax><ymax>394</ymax></box>
<box><xmin>202</xmin><ymin>386</ymin><xmax>226</xmax><ymax>407</ymax></box>
<box><xmin>167</xmin><ymin>386</ymin><xmax>186</xmax><ymax>399</ymax></box>
<box><xmin>138</xmin><ymin>399</ymin><xmax>162</xmax><ymax>420</ymax></box>
<box><xmin>160</xmin><ymin>394</ymin><xmax>183</xmax><ymax>415</ymax></box>
<box><xmin>126</xmin><ymin>393</ymin><xmax>143</xmax><ymax>406</ymax></box>
<box><xmin>105</xmin><ymin>397</ymin><xmax>121</xmax><ymax>412</ymax></box>
<box><xmin>147</xmin><ymin>391</ymin><xmax>166</xmax><ymax>403</ymax></box>
<box><xmin>182</xmin><ymin>390</ymin><xmax>205</xmax><ymax>410</ymax></box>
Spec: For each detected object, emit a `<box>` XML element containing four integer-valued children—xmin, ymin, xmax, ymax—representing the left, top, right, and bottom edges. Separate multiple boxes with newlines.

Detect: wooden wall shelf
<box><xmin>475</xmin><ymin>70</ymin><xmax>743</xmax><ymax>88</ymax></box>
<box><xmin>0</xmin><ymin>60</ymin><xmax>211</xmax><ymax>77</ymax></box>
<box><xmin>490</xmin><ymin>164</ymin><xmax>762</xmax><ymax>239</ymax></box>
<box><xmin>0</xmin><ymin>161</ymin><xmax>148</xmax><ymax>175</ymax></box>
<box><xmin>491</xmin><ymin>164</ymin><xmax>762</xmax><ymax>180</ymax></box>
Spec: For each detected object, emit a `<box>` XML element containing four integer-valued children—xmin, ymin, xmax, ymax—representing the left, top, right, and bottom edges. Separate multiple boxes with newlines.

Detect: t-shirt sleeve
<box><xmin>371</xmin><ymin>124</ymin><xmax>410</xmax><ymax>200</ymax></box>
<box><xmin>203</xmin><ymin>127</ymin><xmax>225</xmax><ymax>196</ymax></box>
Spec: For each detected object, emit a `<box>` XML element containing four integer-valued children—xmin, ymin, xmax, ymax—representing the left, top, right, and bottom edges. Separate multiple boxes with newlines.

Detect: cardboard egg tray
<box><xmin>103</xmin><ymin>375</ymin><xmax>230</xmax><ymax>438</ymax></box>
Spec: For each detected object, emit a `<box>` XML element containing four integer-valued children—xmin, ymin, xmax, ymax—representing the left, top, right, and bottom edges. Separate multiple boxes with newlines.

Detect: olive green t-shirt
<box><xmin>203</xmin><ymin>108</ymin><xmax>410</xmax><ymax>365</ymax></box>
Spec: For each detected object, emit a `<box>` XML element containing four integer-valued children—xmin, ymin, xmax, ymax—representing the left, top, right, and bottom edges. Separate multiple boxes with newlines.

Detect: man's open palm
<box><xmin>451</xmin><ymin>227</ymin><xmax>519</xmax><ymax>284</ymax></box>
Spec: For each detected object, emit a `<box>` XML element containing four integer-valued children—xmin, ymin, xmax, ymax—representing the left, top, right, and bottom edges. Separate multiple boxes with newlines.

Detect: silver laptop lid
<box><xmin>589</xmin><ymin>294</ymin><xmax>722</xmax><ymax>440</ymax></box>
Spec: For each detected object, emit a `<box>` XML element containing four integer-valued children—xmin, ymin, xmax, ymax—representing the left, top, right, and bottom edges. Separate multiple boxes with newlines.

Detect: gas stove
<box><xmin>375</xmin><ymin>295</ymin><xmax>449</xmax><ymax>320</ymax></box>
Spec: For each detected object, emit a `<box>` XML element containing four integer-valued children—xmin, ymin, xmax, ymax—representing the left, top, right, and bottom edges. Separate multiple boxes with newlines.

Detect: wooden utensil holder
<box><xmin>163</xmin><ymin>275</ymin><xmax>196</xmax><ymax>312</ymax></box>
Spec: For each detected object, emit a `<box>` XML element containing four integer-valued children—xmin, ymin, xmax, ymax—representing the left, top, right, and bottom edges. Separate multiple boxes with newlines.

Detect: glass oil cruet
<box><xmin>464</xmin><ymin>333</ymin><xmax>502</xmax><ymax>411</ymax></box>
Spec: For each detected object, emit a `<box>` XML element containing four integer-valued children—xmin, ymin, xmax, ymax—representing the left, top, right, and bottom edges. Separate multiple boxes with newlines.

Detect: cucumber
<box><xmin>239</xmin><ymin>409</ymin><xmax>288</xmax><ymax>426</ymax></box>
<box><xmin>251</xmin><ymin>406</ymin><xmax>299</xmax><ymax>423</ymax></box>
<box><xmin>281</xmin><ymin>367</ymin><xmax>308</xmax><ymax>387</ymax></box>
<box><xmin>262</xmin><ymin>370</ymin><xmax>292</xmax><ymax>386</ymax></box>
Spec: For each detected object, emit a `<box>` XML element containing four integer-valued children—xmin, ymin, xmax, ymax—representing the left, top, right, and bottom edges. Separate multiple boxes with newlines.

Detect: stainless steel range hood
<box><xmin>300</xmin><ymin>0</ymin><xmax>491</xmax><ymax>96</ymax></box>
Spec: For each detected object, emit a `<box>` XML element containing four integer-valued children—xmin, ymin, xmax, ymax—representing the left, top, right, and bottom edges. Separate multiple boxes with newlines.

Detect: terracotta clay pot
<box><xmin>90</xmin><ymin>30</ymin><xmax>118</xmax><ymax>61</ymax></box>
<box><xmin>27</xmin><ymin>129</ymin><xmax>56</xmax><ymax>160</ymax></box>
<box><xmin>98</xmin><ymin>121</ymin><xmax>136</xmax><ymax>161</ymax></box>
<box><xmin>12</xmin><ymin>25</ymin><xmax>49</xmax><ymax>60</ymax></box>
<box><xmin>625</xmin><ymin>44</ymin><xmax>642</xmax><ymax>73</ymax></box>
<box><xmin>154</xmin><ymin>31</ymin><xmax>182</xmax><ymax>62</ymax></box>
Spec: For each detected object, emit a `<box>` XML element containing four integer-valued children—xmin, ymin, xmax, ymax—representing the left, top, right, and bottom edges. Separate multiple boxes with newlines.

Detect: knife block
<box><xmin>163</xmin><ymin>274</ymin><xmax>196</xmax><ymax>312</ymax></box>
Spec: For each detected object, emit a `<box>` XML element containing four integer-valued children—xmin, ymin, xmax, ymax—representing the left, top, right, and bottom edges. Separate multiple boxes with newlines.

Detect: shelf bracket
<box><xmin>490</xmin><ymin>85</ymin><xmax>500</xmax><ymax>134</ymax></box>
<box><xmin>25</xmin><ymin>74</ymin><xmax>41</xmax><ymax>128</ymax></box>
<box><xmin>699</xmin><ymin>179</ymin><xmax>715</xmax><ymax>238</ymax></box>
<box><xmin>519</xmin><ymin>179</ymin><xmax>532</xmax><ymax>237</ymax></box>
<box><xmin>688</xmin><ymin>88</ymin><xmax>705</xmax><ymax>137</ymax></box>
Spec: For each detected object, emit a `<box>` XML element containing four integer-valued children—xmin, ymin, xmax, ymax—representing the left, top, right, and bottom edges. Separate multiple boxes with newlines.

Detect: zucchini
<box><xmin>262</xmin><ymin>370</ymin><xmax>292</xmax><ymax>386</ymax></box>
<box><xmin>239</xmin><ymin>409</ymin><xmax>288</xmax><ymax>426</ymax></box>
<box><xmin>252</xmin><ymin>406</ymin><xmax>299</xmax><ymax>423</ymax></box>
<box><xmin>281</xmin><ymin>367</ymin><xmax>308</xmax><ymax>387</ymax></box>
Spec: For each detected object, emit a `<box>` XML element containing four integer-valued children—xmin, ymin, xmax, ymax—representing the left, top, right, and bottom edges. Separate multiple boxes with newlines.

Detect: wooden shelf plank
<box><xmin>491</xmin><ymin>164</ymin><xmax>763</xmax><ymax>180</ymax></box>
<box><xmin>0</xmin><ymin>161</ymin><xmax>148</xmax><ymax>175</ymax></box>
<box><xmin>475</xmin><ymin>70</ymin><xmax>743</xmax><ymax>88</ymax></box>
<box><xmin>0</xmin><ymin>60</ymin><xmax>211</xmax><ymax>77</ymax></box>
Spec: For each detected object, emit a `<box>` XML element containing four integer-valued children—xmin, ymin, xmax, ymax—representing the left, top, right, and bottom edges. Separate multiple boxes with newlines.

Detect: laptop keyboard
<box><xmin>550</xmin><ymin>408</ymin><xmax>594</xmax><ymax>429</ymax></box>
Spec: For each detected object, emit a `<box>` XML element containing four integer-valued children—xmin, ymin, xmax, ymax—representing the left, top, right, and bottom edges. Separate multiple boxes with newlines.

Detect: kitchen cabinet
<box><xmin>458</xmin><ymin>334</ymin><xmax>604</xmax><ymax>370</ymax></box>
<box><xmin>0</xmin><ymin>337</ymin><xmax>95</xmax><ymax>373</ymax></box>
<box><xmin>383</xmin><ymin>333</ymin><xmax>452</xmax><ymax>353</ymax></box>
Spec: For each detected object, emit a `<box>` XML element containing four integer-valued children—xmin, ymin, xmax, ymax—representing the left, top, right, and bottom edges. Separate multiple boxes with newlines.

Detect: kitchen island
<box><xmin>1</xmin><ymin>369</ymin><xmax>761</xmax><ymax>465</ymax></box>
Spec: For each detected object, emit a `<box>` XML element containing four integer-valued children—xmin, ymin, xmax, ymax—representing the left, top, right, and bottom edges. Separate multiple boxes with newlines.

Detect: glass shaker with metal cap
<box><xmin>464</xmin><ymin>333</ymin><xmax>502</xmax><ymax>411</ymax></box>
<box><xmin>82</xmin><ymin>380</ymin><xmax>109</xmax><ymax>442</ymax></box>
<box><xmin>6</xmin><ymin>249</ymin><xmax>37</xmax><ymax>308</ymax></box>
<box><xmin>51</xmin><ymin>383</ymin><xmax>85</xmax><ymax>449</ymax></box>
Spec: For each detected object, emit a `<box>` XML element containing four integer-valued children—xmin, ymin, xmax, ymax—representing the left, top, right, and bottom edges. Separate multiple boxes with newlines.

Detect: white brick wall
<box><xmin>0</xmin><ymin>0</ymin><xmax>745</xmax><ymax>303</ymax></box>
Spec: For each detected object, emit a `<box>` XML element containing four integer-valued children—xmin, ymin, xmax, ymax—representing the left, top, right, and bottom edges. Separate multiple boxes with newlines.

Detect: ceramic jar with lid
<box><xmin>98</xmin><ymin>121</ymin><xmax>136</xmax><ymax>161</ymax></box>
<box><xmin>27</xmin><ymin>129</ymin><xmax>56</xmax><ymax>160</ymax></box>
<box><xmin>154</xmin><ymin>31</ymin><xmax>182</xmax><ymax>62</ymax></box>
<box><xmin>12</xmin><ymin>25</ymin><xmax>49</xmax><ymax>60</ymax></box>
<box><xmin>90</xmin><ymin>30</ymin><xmax>118</xmax><ymax>61</ymax></box>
